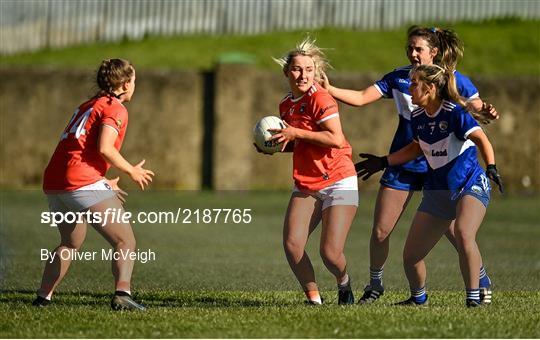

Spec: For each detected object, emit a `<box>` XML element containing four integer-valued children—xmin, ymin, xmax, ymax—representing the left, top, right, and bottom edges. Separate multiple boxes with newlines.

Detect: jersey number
<box><xmin>60</xmin><ymin>108</ymin><xmax>93</xmax><ymax>140</ymax></box>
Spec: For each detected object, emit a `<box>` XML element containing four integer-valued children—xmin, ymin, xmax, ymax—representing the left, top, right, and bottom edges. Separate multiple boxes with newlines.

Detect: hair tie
<box><xmin>430</xmin><ymin>27</ymin><xmax>437</xmax><ymax>33</ymax></box>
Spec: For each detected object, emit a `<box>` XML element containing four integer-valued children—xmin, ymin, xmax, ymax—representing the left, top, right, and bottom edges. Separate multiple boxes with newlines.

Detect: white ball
<box><xmin>253</xmin><ymin>116</ymin><xmax>285</xmax><ymax>154</ymax></box>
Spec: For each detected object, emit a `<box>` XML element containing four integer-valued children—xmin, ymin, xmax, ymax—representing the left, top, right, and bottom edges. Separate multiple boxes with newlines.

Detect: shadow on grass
<box><xmin>142</xmin><ymin>291</ymin><xmax>297</xmax><ymax>308</ymax></box>
<box><xmin>1</xmin><ymin>289</ymin><xmax>113</xmax><ymax>306</ymax></box>
<box><xmin>0</xmin><ymin>289</ymin><xmax>296</xmax><ymax>308</ymax></box>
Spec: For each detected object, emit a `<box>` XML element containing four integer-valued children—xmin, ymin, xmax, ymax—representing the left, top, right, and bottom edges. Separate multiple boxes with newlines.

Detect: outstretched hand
<box><xmin>319</xmin><ymin>71</ymin><xmax>331</xmax><ymax>89</ymax></box>
<box><xmin>355</xmin><ymin>153</ymin><xmax>388</xmax><ymax>181</ymax></box>
<box><xmin>486</xmin><ymin>164</ymin><xmax>504</xmax><ymax>193</ymax></box>
<box><xmin>130</xmin><ymin>159</ymin><xmax>155</xmax><ymax>190</ymax></box>
<box><xmin>469</xmin><ymin>101</ymin><xmax>499</xmax><ymax>124</ymax></box>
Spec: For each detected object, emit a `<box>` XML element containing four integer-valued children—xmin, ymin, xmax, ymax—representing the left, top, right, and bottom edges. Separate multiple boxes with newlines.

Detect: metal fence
<box><xmin>1</xmin><ymin>0</ymin><xmax>539</xmax><ymax>55</ymax></box>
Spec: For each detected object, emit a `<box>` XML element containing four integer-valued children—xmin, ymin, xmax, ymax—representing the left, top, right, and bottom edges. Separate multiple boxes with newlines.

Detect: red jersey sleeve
<box><xmin>100</xmin><ymin>103</ymin><xmax>128</xmax><ymax>134</ymax></box>
<box><xmin>311</xmin><ymin>91</ymin><xmax>339</xmax><ymax>124</ymax></box>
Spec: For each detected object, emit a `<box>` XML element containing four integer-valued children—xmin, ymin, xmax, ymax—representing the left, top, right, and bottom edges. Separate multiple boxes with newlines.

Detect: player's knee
<box><xmin>454</xmin><ymin>227</ymin><xmax>475</xmax><ymax>247</ymax></box>
<box><xmin>319</xmin><ymin>245</ymin><xmax>342</xmax><ymax>265</ymax></box>
<box><xmin>372</xmin><ymin>226</ymin><xmax>392</xmax><ymax>243</ymax></box>
<box><xmin>115</xmin><ymin>235</ymin><xmax>136</xmax><ymax>250</ymax></box>
<box><xmin>283</xmin><ymin>238</ymin><xmax>304</xmax><ymax>258</ymax></box>
<box><xmin>402</xmin><ymin>249</ymin><xmax>419</xmax><ymax>268</ymax></box>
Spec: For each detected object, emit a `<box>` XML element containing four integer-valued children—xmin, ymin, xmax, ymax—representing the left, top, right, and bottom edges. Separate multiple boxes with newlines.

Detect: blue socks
<box><xmin>479</xmin><ymin>265</ymin><xmax>491</xmax><ymax>288</ymax></box>
<box><xmin>410</xmin><ymin>286</ymin><xmax>428</xmax><ymax>304</ymax></box>
<box><xmin>369</xmin><ymin>267</ymin><xmax>384</xmax><ymax>289</ymax></box>
<box><xmin>466</xmin><ymin>288</ymin><xmax>481</xmax><ymax>303</ymax></box>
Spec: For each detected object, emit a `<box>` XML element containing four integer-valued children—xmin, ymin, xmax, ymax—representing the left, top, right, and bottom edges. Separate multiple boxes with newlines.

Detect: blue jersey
<box><xmin>374</xmin><ymin>65</ymin><xmax>479</xmax><ymax>173</ymax></box>
<box><xmin>411</xmin><ymin>100</ymin><xmax>485</xmax><ymax>197</ymax></box>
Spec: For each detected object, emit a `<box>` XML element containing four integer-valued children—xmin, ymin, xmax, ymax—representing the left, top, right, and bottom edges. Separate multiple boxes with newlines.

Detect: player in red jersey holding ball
<box><xmin>259</xmin><ymin>38</ymin><xmax>358</xmax><ymax>304</ymax></box>
<box><xmin>34</xmin><ymin>59</ymin><xmax>154</xmax><ymax>310</ymax></box>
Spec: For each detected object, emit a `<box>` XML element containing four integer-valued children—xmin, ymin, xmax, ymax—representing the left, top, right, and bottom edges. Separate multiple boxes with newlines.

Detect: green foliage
<box><xmin>1</xmin><ymin>19</ymin><xmax>538</xmax><ymax>76</ymax></box>
<box><xmin>1</xmin><ymin>190</ymin><xmax>539</xmax><ymax>337</ymax></box>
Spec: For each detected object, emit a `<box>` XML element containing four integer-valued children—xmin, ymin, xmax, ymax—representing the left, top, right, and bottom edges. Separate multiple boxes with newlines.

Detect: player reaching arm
<box><xmin>356</xmin><ymin>64</ymin><xmax>502</xmax><ymax>307</ymax></box>
<box><xmin>321</xmin><ymin>26</ymin><xmax>497</xmax><ymax>304</ymax></box>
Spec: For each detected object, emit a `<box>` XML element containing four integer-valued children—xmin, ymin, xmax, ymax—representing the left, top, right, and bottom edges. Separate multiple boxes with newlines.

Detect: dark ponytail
<box><xmin>94</xmin><ymin>58</ymin><xmax>134</xmax><ymax>98</ymax></box>
<box><xmin>433</xmin><ymin>28</ymin><xmax>464</xmax><ymax>72</ymax></box>
<box><xmin>407</xmin><ymin>26</ymin><xmax>464</xmax><ymax>71</ymax></box>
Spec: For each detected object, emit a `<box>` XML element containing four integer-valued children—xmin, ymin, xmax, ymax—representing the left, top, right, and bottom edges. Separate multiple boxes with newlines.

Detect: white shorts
<box><xmin>46</xmin><ymin>179</ymin><xmax>116</xmax><ymax>213</ymax></box>
<box><xmin>294</xmin><ymin>176</ymin><xmax>359</xmax><ymax>210</ymax></box>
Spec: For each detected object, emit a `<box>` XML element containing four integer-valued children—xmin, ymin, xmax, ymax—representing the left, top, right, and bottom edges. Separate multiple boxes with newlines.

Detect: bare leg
<box><xmin>283</xmin><ymin>192</ymin><xmax>322</xmax><ymax>292</ymax></box>
<box><xmin>319</xmin><ymin>205</ymin><xmax>357</xmax><ymax>282</ymax></box>
<box><xmin>88</xmin><ymin>197</ymin><xmax>136</xmax><ymax>293</ymax></box>
<box><xmin>370</xmin><ymin>186</ymin><xmax>414</xmax><ymax>270</ymax></box>
<box><xmin>445</xmin><ymin>220</ymin><xmax>487</xmax><ymax>285</ymax></box>
<box><xmin>37</xmin><ymin>221</ymin><xmax>87</xmax><ymax>299</ymax></box>
<box><xmin>402</xmin><ymin>211</ymin><xmax>451</xmax><ymax>289</ymax></box>
<box><xmin>454</xmin><ymin>195</ymin><xmax>486</xmax><ymax>290</ymax></box>
<box><xmin>444</xmin><ymin>221</ymin><xmax>458</xmax><ymax>249</ymax></box>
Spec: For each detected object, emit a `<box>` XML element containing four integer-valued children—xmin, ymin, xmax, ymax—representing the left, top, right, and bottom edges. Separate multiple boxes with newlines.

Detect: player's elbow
<box><xmin>98</xmin><ymin>145</ymin><xmax>114</xmax><ymax>158</ymax></box>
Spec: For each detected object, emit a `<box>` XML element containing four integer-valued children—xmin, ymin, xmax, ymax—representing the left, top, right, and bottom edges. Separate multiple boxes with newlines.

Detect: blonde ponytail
<box><xmin>411</xmin><ymin>64</ymin><xmax>465</xmax><ymax>107</ymax></box>
<box><xmin>273</xmin><ymin>36</ymin><xmax>331</xmax><ymax>83</ymax></box>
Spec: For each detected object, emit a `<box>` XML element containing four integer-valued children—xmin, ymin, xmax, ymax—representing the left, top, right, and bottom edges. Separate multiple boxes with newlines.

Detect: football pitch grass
<box><xmin>1</xmin><ymin>190</ymin><xmax>539</xmax><ymax>338</ymax></box>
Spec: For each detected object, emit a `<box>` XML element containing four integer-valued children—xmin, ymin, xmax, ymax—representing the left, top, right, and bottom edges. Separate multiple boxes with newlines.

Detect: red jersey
<box><xmin>43</xmin><ymin>96</ymin><xmax>128</xmax><ymax>191</ymax></box>
<box><xmin>279</xmin><ymin>83</ymin><xmax>356</xmax><ymax>191</ymax></box>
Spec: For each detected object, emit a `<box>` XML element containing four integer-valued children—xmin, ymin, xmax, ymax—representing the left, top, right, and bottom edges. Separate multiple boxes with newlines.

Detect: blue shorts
<box><xmin>380</xmin><ymin>166</ymin><xmax>425</xmax><ymax>191</ymax></box>
<box><xmin>418</xmin><ymin>173</ymin><xmax>491</xmax><ymax>220</ymax></box>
